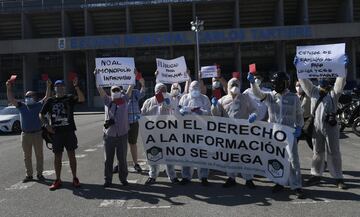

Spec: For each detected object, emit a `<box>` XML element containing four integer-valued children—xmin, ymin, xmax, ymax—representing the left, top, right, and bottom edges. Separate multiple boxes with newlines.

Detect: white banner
<box><xmin>201</xmin><ymin>66</ymin><xmax>217</xmax><ymax>78</ymax></box>
<box><xmin>95</xmin><ymin>57</ymin><xmax>135</xmax><ymax>87</ymax></box>
<box><xmin>156</xmin><ymin>56</ymin><xmax>189</xmax><ymax>84</ymax></box>
<box><xmin>295</xmin><ymin>43</ymin><xmax>346</xmax><ymax>79</ymax></box>
<box><xmin>139</xmin><ymin>115</ymin><xmax>295</xmax><ymax>185</ymax></box>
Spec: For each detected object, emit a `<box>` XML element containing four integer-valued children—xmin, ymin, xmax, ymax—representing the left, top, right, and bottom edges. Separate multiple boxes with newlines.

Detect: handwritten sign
<box><xmin>201</xmin><ymin>66</ymin><xmax>218</xmax><ymax>79</ymax></box>
<box><xmin>95</xmin><ymin>57</ymin><xmax>135</xmax><ymax>87</ymax></box>
<box><xmin>295</xmin><ymin>43</ymin><xmax>346</xmax><ymax>79</ymax></box>
<box><xmin>156</xmin><ymin>56</ymin><xmax>189</xmax><ymax>84</ymax></box>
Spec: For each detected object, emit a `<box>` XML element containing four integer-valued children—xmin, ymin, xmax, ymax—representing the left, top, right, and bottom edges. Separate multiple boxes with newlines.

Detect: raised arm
<box><xmin>126</xmin><ymin>84</ymin><xmax>134</xmax><ymax>98</ymax></box>
<box><xmin>73</xmin><ymin>77</ymin><xmax>85</xmax><ymax>103</ymax></box>
<box><xmin>41</xmin><ymin>79</ymin><xmax>52</xmax><ymax>102</ymax></box>
<box><xmin>184</xmin><ymin>69</ymin><xmax>192</xmax><ymax>94</ymax></box>
<box><xmin>6</xmin><ymin>80</ymin><xmax>18</xmax><ymax>106</ymax></box>
<box><xmin>298</xmin><ymin>78</ymin><xmax>318</xmax><ymax>99</ymax></box>
<box><xmin>333</xmin><ymin>74</ymin><xmax>347</xmax><ymax>96</ymax></box>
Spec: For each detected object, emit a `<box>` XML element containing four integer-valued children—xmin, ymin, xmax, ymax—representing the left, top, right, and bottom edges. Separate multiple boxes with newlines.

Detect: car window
<box><xmin>0</xmin><ymin>107</ymin><xmax>19</xmax><ymax>115</ymax></box>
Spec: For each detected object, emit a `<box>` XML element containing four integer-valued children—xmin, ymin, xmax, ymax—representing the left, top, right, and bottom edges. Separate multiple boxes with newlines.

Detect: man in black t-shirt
<box><xmin>40</xmin><ymin>79</ymin><xmax>85</xmax><ymax>191</ymax></box>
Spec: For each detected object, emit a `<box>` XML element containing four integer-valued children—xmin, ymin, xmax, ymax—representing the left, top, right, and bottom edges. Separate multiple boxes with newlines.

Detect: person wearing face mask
<box><xmin>295</xmin><ymin>80</ymin><xmax>313</xmax><ymax>150</ymax></box>
<box><xmin>95</xmin><ymin>76</ymin><xmax>134</xmax><ymax>187</ymax></box>
<box><xmin>113</xmin><ymin>71</ymin><xmax>146</xmax><ymax>174</ymax></box>
<box><xmin>178</xmin><ymin>81</ymin><xmax>212</xmax><ymax>186</ymax></box>
<box><xmin>39</xmin><ymin>78</ymin><xmax>85</xmax><ymax>191</ymax></box>
<box><xmin>298</xmin><ymin>75</ymin><xmax>348</xmax><ymax>189</ymax></box>
<box><xmin>141</xmin><ymin>83</ymin><xmax>179</xmax><ymax>185</ymax></box>
<box><xmin>248</xmin><ymin>71</ymin><xmax>305</xmax><ymax>199</ymax></box>
<box><xmin>6</xmin><ymin>78</ymin><xmax>52</xmax><ymax>183</ymax></box>
<box><xmin>199</xmin><ymin>64</ymin><xmax>228</xmax><ymax>100</ymax></box>
<box><xmin>243</xmin><ymin>75</ymin><xmax>270</xmax><ymax>121</ymax></box>
<box><xmin>211</xmin><ymin>77</ymin><xmax>258</xmax><ymax>188</ymax></box>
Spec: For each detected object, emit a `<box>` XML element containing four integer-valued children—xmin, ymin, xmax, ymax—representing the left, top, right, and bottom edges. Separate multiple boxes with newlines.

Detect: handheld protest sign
<box><xmin>232</xmin><ymin>72</ymin><xmax>241</xmax><ymax>79</ymax></box>
<box><xmin>249</xmin><ymin>64</ymin><xmax>256</xmax><ymax>74</ymax></box>
<box><xmin>201</xmin><ymin>66</ymin><xmax>217</xmax><ymax>79</ymax></box>
<box><xmin>68</xmin><ymin>72</ymin><xmax>77</xmax><ymax>82</ymax></box>
<box><xmin>41</xmin><ymin>73</ymin><xmax>49</xmax><ymax>81</ymax></box>
<box><xmin>9</xmin><ymin>75</ymin><xmax>17</xmax><ymax>84</ymax></box>
<box><xmin>156</xmin><ymin>56</ymin><xmax>189</xmax><ymax>84</ymax></box>
<box><xmin>136</xmin><ymin>72</ymin><xmax>143</xmax><ymax>81</ymax></box>
<box><xmin>155</xmin><ymin>92</ymin><xmax>164</xmax><ymax>103</ymax></box>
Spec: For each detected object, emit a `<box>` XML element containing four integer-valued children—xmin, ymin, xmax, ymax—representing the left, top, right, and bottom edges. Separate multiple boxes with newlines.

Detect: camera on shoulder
<box><xmin>325</xmin><ymin>112</ymin><xmax>337</xmax><ymax>126</ymax></box>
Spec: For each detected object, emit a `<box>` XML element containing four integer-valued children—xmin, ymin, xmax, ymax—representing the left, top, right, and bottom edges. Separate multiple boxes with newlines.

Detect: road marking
<box><xmin>76</xmin><ymin>154</ymin><xmax>87</xmax><ymax>159</ymax></box>
<box><xmin>5</xmin><ymin>181</ymin><xmax>35</xmax><ymax>190</ymax></box>
<box><xmin>290</xmin><ymin>199</ymin><xmax>332</xmax><ymax>204</ymax></box>
<box><xmin>127</xmin><ymin>205</ymin><xmax>171</xmax><ymax>210</ymax></box>
<box><xmin>84</xmin><ymin>148</ymin><xmax>97</xmax><ymax>152</ymax></box>
<box><xmin>42</xmin><ymin>170</ymin><xmax>55</xmax><ymax>176</ymax></box>
<box><xmin>128</xmin><ymin>179</ymin><xmax>138</xmax><ymax>184</ymax></box>
<box><xmin>99</xmin><ymin>199</ymin><xmax>126</xmax><ymax>208</ymax></box>
<box><xmin>62</xmin><ymin>161</ymin><xmax>69</xmax><ymax>166</ymax></box>
<box><xmin>95</xmin><ymin>144</ymin><xmax>103</xmax><ymax>148</ymax></box>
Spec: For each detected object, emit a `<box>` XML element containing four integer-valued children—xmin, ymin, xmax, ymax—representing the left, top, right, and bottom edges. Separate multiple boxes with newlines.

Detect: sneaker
<box><xmin>222</xmin><ymin>178</ymin><xmax>236</xmax><ymax>188</ymax></box>
<box><xmin>179</xmin><ymin>178</ymin><xmax>191</xmax><ymax>185</ymax></box>
<box><xmin>134</xmin><ymin>164</ymin><xmax>142</xmax><ymax>173</ymax></box>
<box><xmin>306</xmin><ymin>176</ymin><xmax>321</xmax><ymax>186</ymax></box>
<box><xmin>121</xmin><ymin>180</ymin><xmax>129</xmax><ymax>186</ymax></box>
<box><xmin>145</xmin><ymin>177</ymin><xmax>156</xmax><ymax>185</ymax></box>
<box><xmin>272</xmin><ymin>184</ymin><xmax>284</xmax><ymax>193</ymax></box>
<box><xmin>72</xmin><ymin>177</ymin><xmax>81</xmax><ymax>188</ymax></box>
<box><xmin>113</xmin><ymin>165</ymin><xmax>119</xmax><ymax>173</ymax></box>
<box><xmin>37</xmin><ymin>174</ymin><xmax>45</xmax><ymax>181</ymax></box>
<box><xmin>295</xmin><ymin>188</ymin><xmax>305</xmax><ymax>199</ymax></box>
<box><xmin>336</xmin><ymin>179</ymin><xmax>348</xmax><ymax>190</ymax></box>
<box><xmin>245</xmin><ymin>180</ymin><xmax>256</xmax><ymax>189</ymax></box>
<box><xmin>171</xmin><ymin>178</ymin><xmax>180</xmax><ymax>184</ymax></box>
<box><xmin>201</xmin><ymin>178</ymin><xmax>209</xmax><ymax>187</ymax></box>
<box><xmin>22</xmin><ymin>176</ymin><xmax>33</xmax><ymax>183</ymax></box>
<box><xmin>49</xmin><ymin>179</ymin><xmax>62</xmax><ymax>191</ymax></box>
<box><xmin>103</xmin><ymin>182</ymin><xmax>111</xmax><ymax>188</ymax></box>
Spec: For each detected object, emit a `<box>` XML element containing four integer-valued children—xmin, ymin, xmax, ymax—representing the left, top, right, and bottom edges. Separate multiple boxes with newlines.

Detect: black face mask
<box><xmin>273</xmin><ymin>82</ymin><xmax>285</xmax><ymax>93</ymax></box>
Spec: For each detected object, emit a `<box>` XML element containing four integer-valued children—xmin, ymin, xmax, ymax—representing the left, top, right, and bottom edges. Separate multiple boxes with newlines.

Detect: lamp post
<box><xmin>190</xmin><ymin>17</ymin><xmax>204</xmax><ymax>81</ymax></box>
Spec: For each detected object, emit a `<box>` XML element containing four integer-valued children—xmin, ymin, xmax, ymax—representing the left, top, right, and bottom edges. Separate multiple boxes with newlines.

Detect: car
<box><xmin>0</xmin><ymin>106</ymin><xmax>21</xmax><ymax>133</ymax></box>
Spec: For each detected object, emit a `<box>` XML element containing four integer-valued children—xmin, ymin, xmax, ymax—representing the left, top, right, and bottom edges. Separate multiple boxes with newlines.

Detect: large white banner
<box><xmin>95</xmin><ymin>57</ymin><xmax>135</xmax><ymax>87</ymax></box>
<box><xmin>156</xmin><ymin>56</ymin><xmax>189</xmax><ymax>84</ymax></box>
<box><xmin>295</xmin><ymin>43</ymin><xmax>346</xmax><ymax>79</ymax></box>
<box><xmin>139</xmin><ymin>115</ymin><xmax>295</xmax><ymax>185</ymax></box>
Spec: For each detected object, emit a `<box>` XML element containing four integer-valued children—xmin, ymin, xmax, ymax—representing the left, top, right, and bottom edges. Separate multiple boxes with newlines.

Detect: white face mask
<box><xmin>212</xmin><ymin>81</ymin><xmax>221</xmax><ymax>89</ymax></box>
<box><xmin>230</xmin><ymin>87</ymin><xmax>240</xmax><ymax>95</ymax></box>
<box><xmin>25</xmin><ymin>97</ymin><xmax>35</xmax><ymax>105</ymax></box>
<box><xmin>255</xmin><ymin>79</ymin><xmax>262</xmax><ymax>86</ymax></box>
<box><xmin>111</xmin><ymin>92</ymin><xmax>122</xmax><ymax>100</ymax></box>
<box><xmin>190</xmin><ymin>90</ymin><xmax>201</xmax><ymax>98</ymax></box>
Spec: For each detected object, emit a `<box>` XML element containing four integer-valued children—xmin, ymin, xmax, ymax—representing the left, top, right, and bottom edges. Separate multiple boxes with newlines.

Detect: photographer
<box><xmin>299</xmin><ymin>75</ymin><xmax>347</xmax><ymax>189</ymax></box>
<box><xmin>96</xmin><ymin>77</ymin><xmax>133</xmax><ymax>188</ymax></box>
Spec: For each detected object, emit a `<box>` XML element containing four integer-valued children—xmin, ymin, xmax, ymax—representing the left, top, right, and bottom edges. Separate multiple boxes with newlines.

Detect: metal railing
<box><xmin>0</xmin><ymin>0</ymin><xmax>205</xmax><ymax>12</ymax></box>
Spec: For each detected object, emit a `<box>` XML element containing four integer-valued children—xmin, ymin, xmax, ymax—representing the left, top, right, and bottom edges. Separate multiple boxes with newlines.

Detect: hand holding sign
<box><xmin>9</xmin><ymin>75</ymin><xmax>17</xmax><ymax>84</ymax></box>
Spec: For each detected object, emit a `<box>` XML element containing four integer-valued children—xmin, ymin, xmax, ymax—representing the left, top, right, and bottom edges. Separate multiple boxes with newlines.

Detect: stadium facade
<box><xmin>0</xmin><ymin>0</ymin><xmax>359</xmax><ymax>107</ymax></box>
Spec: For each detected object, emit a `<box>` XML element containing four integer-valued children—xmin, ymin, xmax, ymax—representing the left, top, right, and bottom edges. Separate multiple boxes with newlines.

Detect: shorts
<box><xmin>52</xmin><ymin>131</ymin><xmax>78</xmax><ymax>154</ymax></box>
<box><xmin>128</xmin><ymin>122</ymin><xmax>139</xmax><ymax>144</ymax></box>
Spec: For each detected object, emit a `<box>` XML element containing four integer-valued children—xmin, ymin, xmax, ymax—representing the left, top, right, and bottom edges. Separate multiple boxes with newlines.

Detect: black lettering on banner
<box><xmin>190</xmin><ymin>148</ymin><xmax>199</xmax><ymax>157</ymax></box>
<box><xmin>228</xmin><ymin>123</ymin><xmax>238</xmax><ymax>134</ymax></box>
<box><xmin>249</xmin><ymin>141</ymin><xmax>259</xmax><ymax>150</ymax></box>
<box><xmin>238</xmin><ymin>140</ymin><xmax>248</xmax><ymax>150</ymax></box>
<box><xmin>184</xmin><ymin>120</ymin><xmax>192</xmax><ymax>129</ymax></box>
<box><xmin>216</xmin><ymin>137</ymin><xmax>225</xmax><ymax>148</ymax></box>
<box><xmin>160</xmin><ymin>134</ymin><xmax>178</xmax><ymax>142</ymax></box>
<box><xmin>274</xmin><ymin>130</ymin><xmax>287</xmax><ymax>142</ymax></box>
<box><xmin>262</xmin><ymin>127</ymin><xmax>273</xmax><ymax>139</ymax></box>
<box><xmin>250</xmin><ymin>126</ymin><xmax>261</xmax><ymax>136</ymax></box>
<box><xmin>207</xmin><ymin>121</ymin><xmax>216</xmax><ymax>131</ymax></box>
<box><xmin>218</xmin><ymin>122</ymin><xmax>227</xmax><ymax>133</ymax></box>
<box><xmin>166</xmin><ymin>147</ymin><xmax>185</xmax><ymax>156</ymax></box>
<box><xmin>145</xmin><ymin>121</ymin><xmax>155</xmax><ymax>130</ymax></box>
<box><xmin>145</xmin><ymin>135</ymin><xmax>156</xmax><ymax>144</ymax></box>
<box><xmin>239</xmin><ymin>125</ymin><xmax>249</xmax><ymax>135</ymax></box>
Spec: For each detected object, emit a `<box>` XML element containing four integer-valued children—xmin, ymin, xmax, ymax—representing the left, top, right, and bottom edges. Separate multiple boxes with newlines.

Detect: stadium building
<box><xmin>0</xmin><ymin>0</ymin><xmax>359</xmax><ymax>107</ymax></box>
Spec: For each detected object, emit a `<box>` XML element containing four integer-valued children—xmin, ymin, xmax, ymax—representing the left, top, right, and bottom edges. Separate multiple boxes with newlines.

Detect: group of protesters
<box><xmin>6</xmin><ymin>58</ymin><xmax>348</xmax><ymax>199</ymax></box>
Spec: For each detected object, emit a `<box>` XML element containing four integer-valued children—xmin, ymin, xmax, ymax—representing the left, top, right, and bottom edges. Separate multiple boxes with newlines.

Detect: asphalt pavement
<box><xmin>0</xmin><ymin>114</ymin><xmax>359</xmax><ymax>217</ymax></box>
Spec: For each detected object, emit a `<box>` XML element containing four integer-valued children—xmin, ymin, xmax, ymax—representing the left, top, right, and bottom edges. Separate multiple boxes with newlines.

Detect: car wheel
<box><xmin>12</xmin><ymin>121</ymin><xmax>21</xmax><ymax>134</ymax></box>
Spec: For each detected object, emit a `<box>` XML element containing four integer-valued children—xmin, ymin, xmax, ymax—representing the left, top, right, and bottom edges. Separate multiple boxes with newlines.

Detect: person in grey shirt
<box><xmin>95</xmin><ymin>75</ymin><xmax>134</xmax><ymax>187</ymax></box>
<box><xmin>296</xmin><ymin>80</ymin><xmax>313</xmax><ymax>150</ymax></box>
